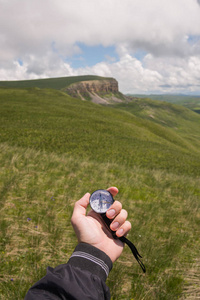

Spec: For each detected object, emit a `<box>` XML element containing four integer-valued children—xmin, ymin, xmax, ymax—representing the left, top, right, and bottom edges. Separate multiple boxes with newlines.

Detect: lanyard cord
<box><xmin>119</xmin><ymin>236</ymin><xmax>146</xmax><ymax>273</ymax></box>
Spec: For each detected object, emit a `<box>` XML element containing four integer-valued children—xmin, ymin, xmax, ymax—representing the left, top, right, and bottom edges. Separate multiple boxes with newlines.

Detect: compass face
<box><xmin>89</xmin><ymin>189</ymin><xmax>114</xmax><ymax>214</ymax></box>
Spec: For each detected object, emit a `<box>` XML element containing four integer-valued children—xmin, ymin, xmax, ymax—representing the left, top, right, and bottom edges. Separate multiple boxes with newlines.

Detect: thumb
<box><xmin>71</xmin><ymin>193</ymin><xmax>90</xmax><ymax>221</ymax></box>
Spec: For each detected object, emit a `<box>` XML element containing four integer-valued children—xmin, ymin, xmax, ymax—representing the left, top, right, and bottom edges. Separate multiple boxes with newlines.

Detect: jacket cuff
<box><xmin>68</xmin><ymin>243</ymin><xmax>113</xmax><ymax>281</ymax></box>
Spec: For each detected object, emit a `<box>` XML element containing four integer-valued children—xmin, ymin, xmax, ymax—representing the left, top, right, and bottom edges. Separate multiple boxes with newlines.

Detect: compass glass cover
<box><xmin>90</xmin><ymin>189</ymin><xmax>114</xmax><ymax>213</ymax></box>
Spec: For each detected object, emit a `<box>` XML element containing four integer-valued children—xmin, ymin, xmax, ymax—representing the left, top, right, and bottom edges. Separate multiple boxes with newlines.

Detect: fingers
<box><xmin>107</xmin><ymin>186</ymin><xmax>119</xmax><ymax>197</ymax></box>
<box><xmin>106</xmin><ymin>201</ymin><xmax>132</xmax><ymax>237</ymax></box>
<box><xmin>106</xmin><ymin>200</ymin><xmax>122</xmax><ymax>219</ymax></box>
<box><xmin>115</xmin><ymin>220</ymin><xmax>132</xmax><ymax>237</ymax></box>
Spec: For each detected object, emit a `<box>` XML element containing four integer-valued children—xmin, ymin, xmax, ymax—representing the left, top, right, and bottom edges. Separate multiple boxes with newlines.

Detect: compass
<box><xmin>89</xmin><ymin>189</ymin><xmax>114</xmax><ymax>214</ymax></box>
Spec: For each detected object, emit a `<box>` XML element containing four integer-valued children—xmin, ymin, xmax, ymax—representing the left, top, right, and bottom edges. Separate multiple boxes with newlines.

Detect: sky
<box><xmin>0</xmin><ymin>0</ymin><xmax>200</xmax><ymax>95</ymax></box>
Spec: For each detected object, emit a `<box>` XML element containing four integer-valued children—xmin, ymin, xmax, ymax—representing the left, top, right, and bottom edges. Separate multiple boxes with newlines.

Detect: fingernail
<box><xmin>117</xmin><ymin>228</ymin><xmax>124</xmax><ymax>237</ymax></box>
<box><xmin>111</xmin><ymin>222</ymin><xmax>119</xmax><ymax>230</ymax></box>
<box><xmin>107</xmin><ymin>209</ymin><xmax>115</xmax><ymax>218</ymax></box>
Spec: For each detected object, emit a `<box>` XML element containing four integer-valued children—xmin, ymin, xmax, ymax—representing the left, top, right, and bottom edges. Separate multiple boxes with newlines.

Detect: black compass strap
<box><xmin>119</xmin><ymin>236</ymin><xmax>146</xmax><ymax>273</ymax></box>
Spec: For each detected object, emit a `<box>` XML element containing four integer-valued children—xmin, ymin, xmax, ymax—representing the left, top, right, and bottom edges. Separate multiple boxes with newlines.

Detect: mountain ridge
<box><xmin>0</xmin><ymin>75</ymin><xmax>127</xmax><ymax>104</ymax></box>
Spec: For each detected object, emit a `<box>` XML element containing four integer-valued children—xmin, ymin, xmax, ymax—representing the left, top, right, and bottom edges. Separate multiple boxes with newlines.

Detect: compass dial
<box><xmin>89</xmin><ymin>189</ymin><xmax>114</xmax><ymax>214</ymax></box>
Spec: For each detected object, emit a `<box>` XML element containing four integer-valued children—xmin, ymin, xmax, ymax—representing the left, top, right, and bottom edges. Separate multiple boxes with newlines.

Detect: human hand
<box><xmin>71</xmin><ymin>187</ymin><xmax>131</xmax><ymax>262</ymax></box>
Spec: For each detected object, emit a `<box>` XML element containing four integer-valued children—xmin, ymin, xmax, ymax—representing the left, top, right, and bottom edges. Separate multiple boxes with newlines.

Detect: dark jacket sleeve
<box><xmin>24</xmin><ymin>243</ymin><xmax>112</xmax><ymax>300</ymax></box>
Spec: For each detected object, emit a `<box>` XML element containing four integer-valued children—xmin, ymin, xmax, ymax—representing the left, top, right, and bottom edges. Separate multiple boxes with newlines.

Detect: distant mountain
<box><xmin>0</xmin><ymin>75</ymin><xmax>109</xmax><ymax>89</ymax></box>
<box><xmin>0</xmin><ymin>75</ymin><xmax>126</xmax><ymax>104</ymax></box>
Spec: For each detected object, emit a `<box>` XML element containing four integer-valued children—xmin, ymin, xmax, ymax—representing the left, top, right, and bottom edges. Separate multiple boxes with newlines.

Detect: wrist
<box><xmin>68</xmin><ymin>243</ymin><xmax>113</xmax><ymax>281</ymax></box>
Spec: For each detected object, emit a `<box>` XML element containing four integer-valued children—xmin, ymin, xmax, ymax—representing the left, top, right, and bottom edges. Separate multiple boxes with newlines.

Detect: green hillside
<box><xmin>1</xmin><ymin>87</ymin><xmax>200</xmax><ymax>175</ymax></box>
<box><xmin>0</xmin><ymin>85</ymin><xmax>200</xmax><ymax>299</ymax></box>
<box><xmin>131</xmin><ymin>94</ymin><xmax>200</xmax><ymax>114</ymax></box>
<box><xmin>113</xmin><ymin>99</ymin><xmax>200</xmax><ymax>153</ymax></box>
<box><xmin>0</xmin><ymin>75</ymin><xmax>113</xmax><ymax>90</ymax></box>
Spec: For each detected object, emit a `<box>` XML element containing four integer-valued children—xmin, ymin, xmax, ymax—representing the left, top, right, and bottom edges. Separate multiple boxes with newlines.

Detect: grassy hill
<box><xmin>1</xmin><ymin>87</ymin><xmax>200</xmax><ymax>175</ymax></box>
<box><xmin>0</xmin><ymin>83</ymin><xmax>200</xmax><ymax>299</ymax></box>
<box><xmin>113</xmin><ymin>99</ymin><xmax>200</xmax><ymax>154</ymax></box>
<box><xmin>0</xmin><ymin>75</ymin><xmax>113</xmax><ymax>90</ymax></box>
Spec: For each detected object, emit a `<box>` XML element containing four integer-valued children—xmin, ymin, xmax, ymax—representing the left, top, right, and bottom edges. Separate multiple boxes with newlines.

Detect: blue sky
<box><xmin>69</xmin><ymin>43</ymin><xmax>119</xmax><ymax>69</ymax></box>
<box><xmin>1</xmin><ymin>0</ymin><xmax>200</xmax><ymax>94</ymax></box>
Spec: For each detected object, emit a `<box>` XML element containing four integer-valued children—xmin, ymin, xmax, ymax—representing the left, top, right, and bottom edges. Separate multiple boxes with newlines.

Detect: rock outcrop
<box><xmin>64</xmin><ymin>78</ymin><xmax>126</xmax><ymax>104</ymax></box>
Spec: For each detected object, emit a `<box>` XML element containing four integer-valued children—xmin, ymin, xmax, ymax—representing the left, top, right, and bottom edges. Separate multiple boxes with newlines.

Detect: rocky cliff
<box><xmin>64</xmin><ymin>78</ymin><xmax>126</xmax><ymax>104</ymax></box>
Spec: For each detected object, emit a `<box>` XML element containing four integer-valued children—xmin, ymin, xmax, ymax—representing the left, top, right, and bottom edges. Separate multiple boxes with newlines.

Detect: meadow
<box><xmin>0</xmin><ymin>84</ymin><xmax>200</xmax><ymax>299</ymax></box>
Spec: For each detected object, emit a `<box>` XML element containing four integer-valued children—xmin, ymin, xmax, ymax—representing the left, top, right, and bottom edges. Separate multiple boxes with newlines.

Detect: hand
<box><xmin>71</xmin><ymin>187</ymin><xmax>132</xmax><ymax>262</ymax></box>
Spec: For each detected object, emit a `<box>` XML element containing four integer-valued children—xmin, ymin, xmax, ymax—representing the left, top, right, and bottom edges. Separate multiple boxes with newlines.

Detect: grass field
<box><xmin>0</xmin><ymin>83</ymin><xmax>200</xmax><ymax>299</ymax></box>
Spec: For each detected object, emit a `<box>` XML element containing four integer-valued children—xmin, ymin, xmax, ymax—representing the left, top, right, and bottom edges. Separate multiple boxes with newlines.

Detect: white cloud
<box><xmin>72</xmin><ymin>46</ymin><xmax>200</xmax><ymax>94</ymax></box>
<box><xmin>0</xmin><ymin>0</ymin><xmax>200</xmax><ymax>94</ymax></box>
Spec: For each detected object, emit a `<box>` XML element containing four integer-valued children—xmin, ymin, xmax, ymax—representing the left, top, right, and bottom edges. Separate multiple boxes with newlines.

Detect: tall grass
<box><xmin>0</xmin><ymin>143</ymin><xmax>200</xmax><ymax>299</ymax></box>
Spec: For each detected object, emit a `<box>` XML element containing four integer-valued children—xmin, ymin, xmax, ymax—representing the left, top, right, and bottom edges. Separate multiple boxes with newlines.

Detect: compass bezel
<box><xmin>89</xmin><ymin>189</ymin><xmax>114</xmax><ymax>214</ymax></box>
